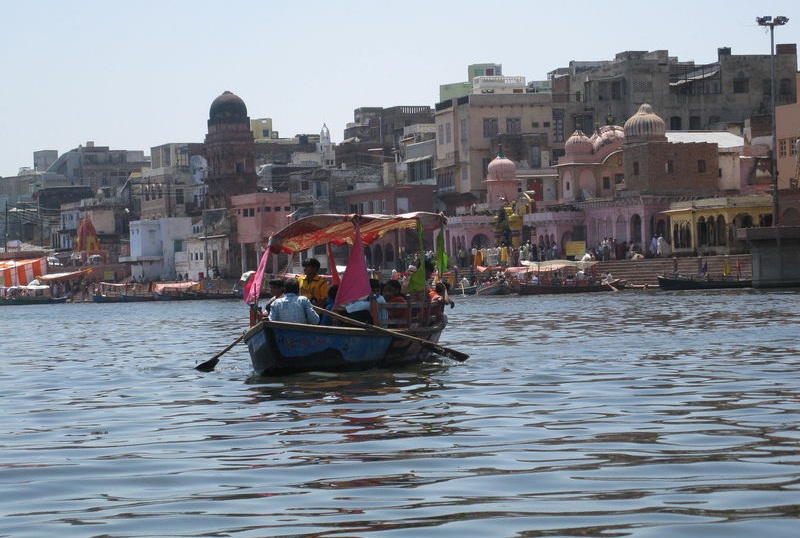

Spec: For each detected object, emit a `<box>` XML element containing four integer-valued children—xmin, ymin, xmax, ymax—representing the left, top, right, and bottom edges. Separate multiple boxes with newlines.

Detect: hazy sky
<box><xmin>1</xmin><ymin>0</ymin><xmax>796</xmax><ymax>178</ymax></box>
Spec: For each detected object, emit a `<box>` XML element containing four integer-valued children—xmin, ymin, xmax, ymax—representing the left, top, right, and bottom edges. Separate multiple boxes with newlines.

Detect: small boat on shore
<box><xmin>476</xmin><ymin>279</ymin><xmax>512</xmax><ymax>296</ymax></box>
<box><xmin>0</xmin><ymin>284</ymin><xmax>68</xmax><ymax>305</ymax></box>
<box><xmin>656</xmin><ymin>274</ymin><xmax>752</xmax><ymax>290</ymax></box>
<box><xmin>214</xmin><ymin>212</ymin><xmax>468</xmax><ymax>376</ymax></box>
<box><xmin>518</xmin><ymin>278</ymin><xmax>625</xmax><ymax>295</ymax></box>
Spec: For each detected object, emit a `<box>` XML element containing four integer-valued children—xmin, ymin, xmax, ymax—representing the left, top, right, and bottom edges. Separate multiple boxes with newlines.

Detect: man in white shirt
<box><xmin>268</xmin><ymin>278</ymin><xmax>320</xmax><ymax>325</ymax></box>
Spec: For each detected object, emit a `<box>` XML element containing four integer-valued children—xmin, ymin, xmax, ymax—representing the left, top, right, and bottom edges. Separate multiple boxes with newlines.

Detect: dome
<box><xmin>623</xmin><ymin>103</ymin><xmax>666</xmax><ymax>142</ymax></box>
<box><xmin>592</xmin><ymin>125</ymin><xmax>625</xmax><ymax>155</ymax></box>
<box><xmin>208</xmin><ymin>91</ymin><xmax>248</xmax><ymax>126</ymax></box>
<box><xmin>487</xmin><ymin>147</ymin><xmax>517</xmax><ymax>180</ymax></box>
<box><xmin>565</xmin><ymin>130</ymin><xmax>593</xmax><ymax>156</ymax></box>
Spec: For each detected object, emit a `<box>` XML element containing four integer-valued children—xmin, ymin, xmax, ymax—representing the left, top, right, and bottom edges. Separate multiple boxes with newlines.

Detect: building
<box><xmin>434</xmin><ymin>77</ymin><xmax>558</xmax><ymax>213</ymax></box>
<box><xmin>439</xmin><ymin>63</ymin><xmax>503</xmax><ymax>102</ymax></box>
<box><xmin>551</xmin><ymin>46</ymin><xmax>797</xmax><ymax>137</ymax></box>
<box><xmin>123</xmin><ymin>217</ymin><xmax>193</xmax><ymax>281</ymax></box>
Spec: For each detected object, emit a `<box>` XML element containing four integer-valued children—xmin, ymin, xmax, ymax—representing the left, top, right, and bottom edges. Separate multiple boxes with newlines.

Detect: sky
<box><xmin>1</xmin><ymin>0</ymin><xmax>797</xmax><ymax>178</ymax></box>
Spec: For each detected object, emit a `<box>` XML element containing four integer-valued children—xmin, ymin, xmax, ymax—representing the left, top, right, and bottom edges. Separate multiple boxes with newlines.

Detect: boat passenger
<box><xmin>319</xmin><ymin>285</ymin><xmax>339</xmax><ymax>326</ymax></box>
<box><xmin>263</xmin><ymin>279</ymin><xmax>285</xmax><ymax>315</ymax></box>
<box><xmin>298</xmin><ymin>258</ymin><xmax>329</xmax><ymax>308</ymax></box>
<box><xmin>382</xmin><ymin>279</ymin><xmax>409</xmax><ymax>328</ymax></box>
<box><xmin>268</xmin><ymin>278</ymin><xmax>320</xmax><ymax>325</ymax></box>
<box><xmin>335</xmin><ymin>279</ymin><xmax>387</xmax><ymax>326</ymax></box>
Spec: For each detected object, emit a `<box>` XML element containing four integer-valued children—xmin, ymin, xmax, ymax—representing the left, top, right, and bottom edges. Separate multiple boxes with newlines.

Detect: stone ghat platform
<box><xmin>593</xmin><ymin>254</ymin><xmax>752</xmax><ymax>288</ymax></box>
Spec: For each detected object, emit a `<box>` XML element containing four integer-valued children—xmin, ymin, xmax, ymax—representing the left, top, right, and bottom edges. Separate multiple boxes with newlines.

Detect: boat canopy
<box><xmin>36</xmin><ymin>268</ymin><xmax>93</xmax><ymax>282</ymax></box>
<box><xmin>520</xmin><ymin>259</ymin><xmax>598</xmax><ymax>271</ymax></box>
<box><xmin>266</xmin><ymin>212</ymin><xmax>447</xmax><ymax>255</ymax></box>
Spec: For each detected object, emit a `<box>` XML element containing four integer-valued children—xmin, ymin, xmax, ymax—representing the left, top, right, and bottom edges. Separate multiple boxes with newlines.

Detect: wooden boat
<box><xmin>657</xmin><ymin>274</ymin><xmax>752</xmax><ymax>290</ymax></box>
<box><xmin>0</xmin><ymin>284</ymin><xmax>68</xmax><ymax>305</ymax></box>
<box><xmin>245</xmin><ymin>315</ymin><xmax>448</xmax><ymax>375</ymax></box>
<box><xmin>235</xmin><ymin>212</ymin><xmax>467</xmax><ymax>376</ymax></box>
<box><xmin>518</xmin><ymin>278</ymin><xmax>625</xmax><ymax>295</ymax></box>
<box><xmin>476</xmin><ymin>280</ymin><xmax>512</xmax><ymax>296</ymax></box>
<box><xmin>93</xmin><ymin>282</ymin><xmax>158</xmax><ymax>302</ymax></box>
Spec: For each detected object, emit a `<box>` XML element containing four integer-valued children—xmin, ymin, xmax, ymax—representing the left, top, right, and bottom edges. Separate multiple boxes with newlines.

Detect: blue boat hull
<box><xmin>244</xmin><ymin>319</ymin><xmax>447</xmax><ymax>376</ymax></box>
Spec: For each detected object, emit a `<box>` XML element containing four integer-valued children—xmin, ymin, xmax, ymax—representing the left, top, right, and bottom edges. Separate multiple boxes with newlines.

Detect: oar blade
<box><xmin>195</xmin><ymin>357</ymin><xmax>220</xmax><ymax>372</ymax></box>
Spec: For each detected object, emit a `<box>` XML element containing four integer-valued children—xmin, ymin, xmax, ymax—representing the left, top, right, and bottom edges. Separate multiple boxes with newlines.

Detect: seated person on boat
<box><xmin>268</xmin><ymin>278</ymin><xmax>319</xmax><ymax>325</ymax></box>
<box><xmin>334</xmin><ymin>278</ymin><xmax>387</xmax><ymax>326</ymax></box>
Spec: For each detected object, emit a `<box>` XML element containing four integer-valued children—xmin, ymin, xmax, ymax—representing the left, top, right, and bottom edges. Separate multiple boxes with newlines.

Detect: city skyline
<box><xmin>1</xmin><ymin>0</ymin><xmax>795</xmax><ymax>178</ymax></box>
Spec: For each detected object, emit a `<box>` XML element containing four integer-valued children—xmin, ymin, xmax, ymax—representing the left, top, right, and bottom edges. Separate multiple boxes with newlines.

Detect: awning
<box><xmin>403</xmin><ymin>155</ymin><xmax>433</xmax><ymax>164</ymax></box>
<box><xmin>37</xmin><ymin>268</ymin><xmax>93</xmax><ymax>282</ymax></box>
<box><xmin>266</xmin><ymin>212</ymin><xmax>447</xmax><ymax>255</ymax></box>
<box><xmin>0</xmin><ymin>258</ymin><xmax>48</xmax><ymax>286</ymax></box>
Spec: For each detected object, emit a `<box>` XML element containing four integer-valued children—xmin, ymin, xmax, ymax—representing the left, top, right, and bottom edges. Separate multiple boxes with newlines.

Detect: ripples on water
<box><xmin>1</xmin><ymin>291</ymin><xmax>799</xmax><ymax>537</ymax></box>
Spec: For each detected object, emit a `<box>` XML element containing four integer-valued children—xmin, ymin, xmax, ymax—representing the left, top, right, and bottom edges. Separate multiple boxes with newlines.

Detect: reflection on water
<box><xmin>1</xmin><ymin>291</ymin><xmax>799</xmax><ymax>537</ymax></box>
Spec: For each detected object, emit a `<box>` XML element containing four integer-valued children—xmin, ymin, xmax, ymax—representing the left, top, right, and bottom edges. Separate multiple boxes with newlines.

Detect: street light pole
<box><xmin>756</xmin><ymin>15</ymin><xmax>789</xmax><ymax>226</ymax></box>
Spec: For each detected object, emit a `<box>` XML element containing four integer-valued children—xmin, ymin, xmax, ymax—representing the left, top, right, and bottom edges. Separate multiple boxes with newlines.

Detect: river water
<box><xmin>1</xmin><ymin>289</ymin><xmax>799</xmax><ymax>537</ymax></box>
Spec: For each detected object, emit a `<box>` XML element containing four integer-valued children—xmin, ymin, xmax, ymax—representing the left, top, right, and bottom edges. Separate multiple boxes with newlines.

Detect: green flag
<box><xmin>408</xmin><ymin>219</ymin><xmax>427</xmax><ymax>291</ymax></box>
<box><xmin>436</xmin><ymin>228</ymin><xmax>448</xmax><ymax>278</ymax></box>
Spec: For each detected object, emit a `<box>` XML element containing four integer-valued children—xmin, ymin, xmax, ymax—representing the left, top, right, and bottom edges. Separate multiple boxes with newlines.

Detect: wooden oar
<box><xmin>195</xmin><ymin>332</ymin><xmax>246</xmax><ymax>372</ymax></box>
<box><xmin>602</xmin><ymin>279</ymin><xmax>619</xmax><ymax>292</ymax></box>
<box><xmin>313</xmin><ymin>306</ymin><xmax>469</xmax><ymax>362</ymax></box>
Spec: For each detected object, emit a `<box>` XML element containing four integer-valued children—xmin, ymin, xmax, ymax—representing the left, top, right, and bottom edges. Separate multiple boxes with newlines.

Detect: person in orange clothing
<box><xmin>382</xmin><ymin>279</ymin><xmax>409</xmax><ymax>328</ymax></box>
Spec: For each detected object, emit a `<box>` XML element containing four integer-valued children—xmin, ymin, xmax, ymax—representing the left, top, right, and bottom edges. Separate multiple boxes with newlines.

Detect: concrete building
<box><xmin>439</xmin><ymin>63</ymin><xmax>503</xmax><ymax>102</ymax></box>
<box><xmin>41</xmin><ymin>141</ymin><xmax>148</xmax><ymax>191</ymax></box>
<box><xmin>434</xmin><ymin>79</ymin><xmax>558</xmax><ymax>213</ymax></box>
<box><xmin>123</xmin><ymin>217</ymin><xmax>193</xmax><ymax>281</ymax></box>
<box><xmin>551</xmin><ymin>46</ymin><xmax>797</xmax><ymax>137</ymax></box>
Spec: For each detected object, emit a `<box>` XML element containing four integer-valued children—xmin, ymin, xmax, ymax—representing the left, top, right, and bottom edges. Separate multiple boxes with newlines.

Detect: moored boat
<box><xmin>0</xmin><ymin>284</ymin><xmax>68</xmax><ymax>305</ymax></box>
<box><xmin>476</xmin><ymin>279</ymin><xmax>512</xmax><ymax>296</ymax></box>
<box><xmin>656</xmin><ymin>274</ymin><xmax>751</xmax><ymax>290</ymax></box>
<box><xmin>518</xmin><ymin>278</ymin><xmax>625</xmax><ymax>295</ymax></box>
<box><xmin>232</xmin><ymin>212</ymin><xmax>468</xmax><ymax>376</ymax></box>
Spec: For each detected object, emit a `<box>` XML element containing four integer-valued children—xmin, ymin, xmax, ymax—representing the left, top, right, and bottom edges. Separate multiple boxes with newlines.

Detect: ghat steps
<box><xmin>594</xmin><ymin>254</ymin><xmax>752</xmax><ymax>288</ymax></box>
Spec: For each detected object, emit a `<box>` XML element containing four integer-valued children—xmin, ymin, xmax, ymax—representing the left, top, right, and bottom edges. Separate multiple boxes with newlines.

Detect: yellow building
<box><xmin>661</xmin><ymin>194</ymin><xmax>773</xmax><ymax>255</ymax></box>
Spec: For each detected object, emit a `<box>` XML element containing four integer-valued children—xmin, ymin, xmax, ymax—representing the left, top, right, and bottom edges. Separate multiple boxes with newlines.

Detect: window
<box><xmin>779</xmin><ymin>139</ymin><xmax>787</xmax><ymax>158</ymax></box>
<box><xmin>483</xmin><ymin>118</ymin><xmax>498</xmax><ymax>138</ymax></box>
<box><xmin>438</xmin><ymin>124</ymin><xmax>445</xmax><ymax>145</ymax></box>
<box><xmin>274</xmin><ymin>206</ymin><xmax>280</xmax><ymax>211</ymax></box>
<box><xmin>763</xmin><ymin>78</ymin><xmax>772</xmax><ymax>97</ymax></box>
<box><xmin>175</xmin><ymin>189</ymin><xmax>184</xmax><ymax>205</ymax></box>
<box><xmin>697</xmin><ymin>160</ymin><xmax>706</xmax><ymax>173</ymax></box>
<box><xmin>264</xmin><ymin>206</ymin><xmax>271</xmax><ymax>212</ymax></box>
<box><xmin>530</xmin><ymin>146</ymin><xmax>541</xmax><ymax>169</ymax></box>
<box><xmin>506</xmin><ymin>117</ymin><xmax>521</xmax><ymax>134</ymax></box>
<box><xmin>689</xmin><ymin>116</ymin><xmax>701</xmax><ymax>130</ymax></box>
<box><xmin>532</xmin><ymin>121</ymin><xmax>540</xmax><ymax>128</ymax></box>
<box><xmin>615</xmin><ymin>173</ymin><xmax>624</xmax><ymax>184</ymax></box>
<box><xmin>603</xmin><ymin>176</ymin><xmax>611</xmax><ymax>189</ymax></box>
<box><xmin>460</xmin><ymin>119</ymin><xmax>468</xmax><ymax>144</ymax></box>
<box><xmin>670</xmin><ymin>117</ymin><xmax>682</xmax><ymax>130</ymax></box>
<box><xmin>666</xmin><ymin>160</ymin><xmax>674</xmax><ymax>174</ymax></box>
<box><xmin>633</xmin><ymin>162</ymin><xmax>640</xmax><ymax>176</ymax></box>
<box><xmin>284</xmin><ymin>206</ymin><xmax>291</xmax><ymax>211</ymax></box>
<box><xmin>445</xmin><ymin>122</ymin><xmax>452</xmax><ymax>144</ymax></box>
<box><xmin>733</xmin><ymin>77</ymin><xmax>749</xmax><ymax>94</ymax></box>
<box><xmin>611</xmin><ymin>81</ymin><xmax>622</xmax><ymax>100</ymax></box>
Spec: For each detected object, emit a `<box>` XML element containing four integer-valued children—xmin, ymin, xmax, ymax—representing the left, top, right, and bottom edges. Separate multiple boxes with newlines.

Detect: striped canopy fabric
<box><xmin>0</xmin><ymin>258</ymin><xmax>48</xmax><ymax>287</ymax></box>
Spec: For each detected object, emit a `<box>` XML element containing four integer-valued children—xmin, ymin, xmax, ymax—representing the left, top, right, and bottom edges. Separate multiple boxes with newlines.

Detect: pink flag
<box><xmin>244</xmin><ymin>248</ymin><xmax>270</xmax><ymax>304</ymax></box>
<box><xmin>327</xmin><ymin>243</ymin><xmax>341</xmax><ymax>285</ymax></box>
<box><xmin>334</xmin><ymin>222</ymin><xmax>370</xmax><ymax>307</ymax></box>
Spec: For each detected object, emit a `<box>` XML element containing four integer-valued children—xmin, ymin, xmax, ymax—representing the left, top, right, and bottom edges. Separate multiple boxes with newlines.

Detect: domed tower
<box><xmin>485</xmin><ymin>146</ymin><xmax>523</xmax><ymax>246</ymax></box>
<box><xmin>563</xmin><ymin>130</ymin><xmax>594</xmax><ymax>163</ymax></box>
<box><xmin>203</xmin><ymin>91</ymin><xmax>258</xmax><ymax>209</ymax></box>
<box><xmin>623</xmin><ymin>103</ymin><xmax>667</xmax><ymax>144</ymax></box>
<box><xmin>485</xmin><ymin>145</ymin><xmax>519</xmax><ymax>211</ymax></box>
